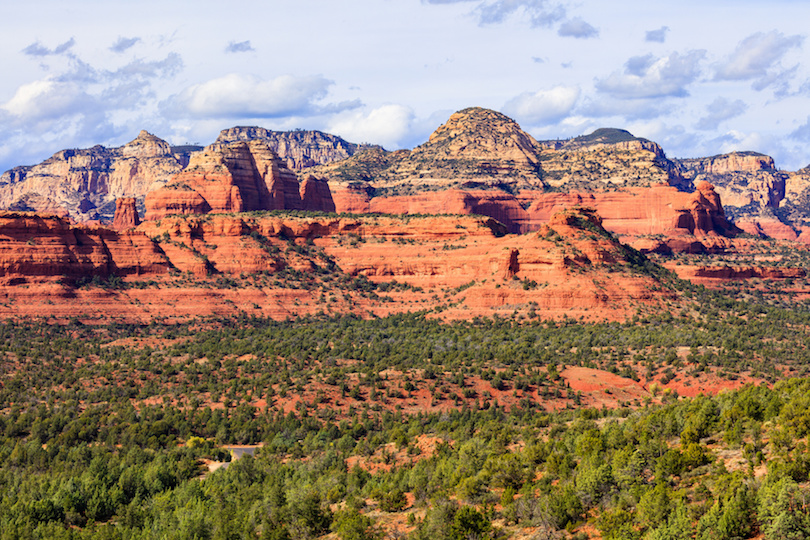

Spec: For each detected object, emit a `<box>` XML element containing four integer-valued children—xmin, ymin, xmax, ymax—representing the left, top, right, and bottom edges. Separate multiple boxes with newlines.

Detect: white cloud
<box><xmin>717</xmin><ymin>129</ymin><xmax>766</xmax><ymax>154</ymax></box>
<box><xmin>557</xmin><ymin>17</ymin><xmax>598</xmax><ymax>39</ymax></box>
<box><xmin>161</xmin><ymin>74</ymin><xmax>339</xmax><ymax>119</ymax></box>
<box><xmin>1</xmin><ymin>79</ymin><xmax>91</xmax><ymax>123</ymax></box>
<box><xmin>502</xmin><ymin>85</ymin><xmax>580</xmax><ymax>125</ymax></box>
<box><xmin>694</xmin><ymin>97</ymin><xmax>748</xmax><ymax>131</ymax></box>
<box><xmin>714</xmin><ymin>31</ymin><xmax>804</xmax><ymax>90</ymax></box>
<box><xmin>596</xmin><ymin>50</ymin><xmax>706</xmax><ymax>99</ymax></box>
<box><xmin>326</xmin><ymin>105</ymin><xmax>414</xmax><ymax>148</ymax></box>
<box><xmin>477</xmin><ymin>0</ymin><xmax>566</xmax><ymax>27</ymax></box>
<box><xmin>22</xmin><ymin>38</ymin><xmax>76</xmax><ymax>57</ymax></box>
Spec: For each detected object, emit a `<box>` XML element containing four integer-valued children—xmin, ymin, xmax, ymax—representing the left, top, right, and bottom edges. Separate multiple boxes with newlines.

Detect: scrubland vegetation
<box><xmin>3</xmin><ymin>278</ymin><xmax>810</xmax><ymax>539</ymax></box>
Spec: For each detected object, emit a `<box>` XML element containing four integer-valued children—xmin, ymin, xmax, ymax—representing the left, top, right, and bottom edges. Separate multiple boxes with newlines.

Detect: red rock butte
<box><xmin>145</xmin><ymin>140</ymin><xmax>335</xmax><ymax>220</ymax></box>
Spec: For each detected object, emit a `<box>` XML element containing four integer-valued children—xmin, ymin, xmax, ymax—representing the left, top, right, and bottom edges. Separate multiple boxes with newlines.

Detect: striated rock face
<box><xmin>112</xmin><ymin>198</ymin><xmax>141</xmax><ymax>230</ymax></box>
<box><xmin>394</xmin><ymin>107</ymin><xmax>546</xmax><ymax>189</ymax></box>
<box><xmin>0</xmin><ymin>131</ymin><xmax>189</xmax><ymax>222</ymax></box>
<box><xmin>0</xmin><ymin>208</ymin><xmax>677</xmax><ymax>322</ymax></box>
<box><xmin>0</xmin><ymin>211</ymin><xmax>170</xmax><ymax>282</ymax></box>
<box><xmin>312</xmin><ymin>109</ymin><xmax>723</xmax><ymax>245</ymax></box>
<box><xmin>313</xmin><ymin>107</ymin><xmax>548</xmax><ymax>196</ymax></box>
<box><xmin>212</xmin><ymin>127</ymin><xmax>361</xmax><ymax>170</ymax></box>
<box><xmin>145</xmin><ymin>140</ymin><xmax>334</xmax><ymax>220</ymax></box>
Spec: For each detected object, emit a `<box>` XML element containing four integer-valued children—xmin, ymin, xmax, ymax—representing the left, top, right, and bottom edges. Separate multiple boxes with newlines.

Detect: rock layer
<box><xmin>212</xmin><ymin>127</ymin><xmax>361</xmax><ymax>170</ymax></box>
<box><xmin>0</xmin><ymin>209</ymin><xmax>674</xmax><ymax>322</ymax></box>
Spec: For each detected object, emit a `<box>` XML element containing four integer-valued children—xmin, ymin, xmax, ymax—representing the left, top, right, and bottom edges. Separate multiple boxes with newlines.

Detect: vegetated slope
<box><xmin>539</xmin><ymin>127</ymin><xmax>689</xmax><ymax>191</ymax></box>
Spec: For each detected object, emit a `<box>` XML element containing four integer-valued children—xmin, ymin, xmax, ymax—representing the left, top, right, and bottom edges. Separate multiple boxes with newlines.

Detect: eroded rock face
<box><xmin>213</xmin><ymin>127</ymin><xmax>361</xmax><ymax>170</ymax></box>
<box><xmin>112</xmin><ymin>198</ymin><xmax>141</xmax><ymax>230</ymax></box>
<box><xmin>0</xmin><ymin>208</ymin><xmax>675</xmax><ymax>322</ymax></box>
<box><xmin>677</xmin><ymin>152</ymin><xmax>786</xmax><ymax>215</ymax></box>
<box><xmin>145</xmin><ymin>140</ymin><xmax>334</xmax><ymax>220</ymax></box>
<box><xmin>0</xmin><ymin>211</ymin><xmax>170</xmax><ymax>282</ymax></box>
<box><xmin>314</xmin><ymin>109</ymin><xmax>727</xmax><ymax>246</ymax></box>
<box><xmin>0</xmin><ymin>131</ymin><xmax>189</xmax><ymax>222</ymax></box>
<box><xmin>300</xmin><ymin>175</ymin><xmax>336</xmax><ymax>213</ymax></box>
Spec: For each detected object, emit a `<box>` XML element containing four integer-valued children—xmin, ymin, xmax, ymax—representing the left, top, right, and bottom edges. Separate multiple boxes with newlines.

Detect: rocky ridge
<box><xmin>0</xmin><ymin>131</ymin><xmax>195</xmax><ymax>222</ymax></box>
<box><xmin>212</xmin><ymin>127</ymin><xmax>362</xmax><ymax>170</ymax></box>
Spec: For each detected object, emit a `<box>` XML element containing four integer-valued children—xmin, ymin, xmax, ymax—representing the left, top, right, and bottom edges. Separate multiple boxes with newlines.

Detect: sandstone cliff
<box><xmin>0</xmin><ymin>211</ymin><xmax>170</xmax><ymax>283</ymax></box>
<box><xmin>0</xmin><ymin>131</ymin><xmax>190</xmax><ymax>222</ymax></box>
<box><xmin>311</xmin><ymin>109</ymin><xmax>724</xmax><ymax>246</ymax></box>
<box><xmin>0</xmin><ymin>208</ymin><xmax>676</xmax><ymax>322</ymax></box>
<box><xmin>145</xmin><ymin>140</ymin><xmax>335</xmax><ymax>220</ymax></box>
<box><xmin>677</xmin><ymin>152</ymin><xmax>786</xmax><ymax>215</ymax></box>
<box><xmin>112</xmin><ymin>198</ymin><xmax>141</xmax><ymax>230</ymax></box>
<box><xmin>212</xmin><ymin>127</ymin><xmax>361</xmax><ymax>170</ymax></box>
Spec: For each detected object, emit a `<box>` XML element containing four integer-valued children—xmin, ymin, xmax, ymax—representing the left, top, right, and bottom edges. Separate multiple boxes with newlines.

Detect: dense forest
<box><xmin>3</xmin><ymin>278</ymin><xmax>810</xmax><ymax>539</ymax></box>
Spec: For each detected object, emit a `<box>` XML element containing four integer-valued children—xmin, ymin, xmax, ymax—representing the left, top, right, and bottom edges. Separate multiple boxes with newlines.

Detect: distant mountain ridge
<box><xmin>1</xmin><ymin>108</ymin><xmax>810</xmax><ymax>241</ymax></box>
<box><xmin>211</xmin><ymin>127</ymin><xmax>364</xmax><ymax>171</ymax></box>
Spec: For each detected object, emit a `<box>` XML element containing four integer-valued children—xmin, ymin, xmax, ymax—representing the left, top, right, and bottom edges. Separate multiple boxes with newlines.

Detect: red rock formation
<box><xmin>338</xmin><ymin>182</ymin><xmax>738</xmax><ymax>249</ymax></box>
<box><xmin>300</xmin><ymin>175</ymin><xmax>336</xmax><ymax>213</ymax></box>
<box><xmin>735</xmin><ymin>217</ymin><xmax>798</xmax><ymax>241</ymax></box>
<box><xmin>0</xmin><ymin>208</ymin><xmax>676</xmax><ymax>322</ymax></box>
<box><xmin>112</xmin><ymin>198</ymin><xmax>141</xmax><ymax>230</ymax></box>
<box><xmin>0</xmin><ymin>211</ymin><xmax>170</xmax><ymax>283</ymax></box>
<box><xmin>212</xmin><ymin>127</ymin><xmax>361</xmax><ymax>170</ymax></box>
<box><xmin>145</xmin><ymin>140</ymin><xmax>323</xmax><ymax>220</ymax></box>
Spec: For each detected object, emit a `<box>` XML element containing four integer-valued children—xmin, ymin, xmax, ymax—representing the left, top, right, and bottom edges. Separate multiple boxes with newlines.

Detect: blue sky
<box><xmin>2</xmin><ymin>0</ymin><xmax>810</xmax><ymax>173</ymax></box>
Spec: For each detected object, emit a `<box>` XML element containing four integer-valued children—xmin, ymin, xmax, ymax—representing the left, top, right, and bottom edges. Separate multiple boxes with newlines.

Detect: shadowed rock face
<box><xmin>145</xmin><ymin>140</ymin><xmax>335</xmax><ymax>220</ymax></box>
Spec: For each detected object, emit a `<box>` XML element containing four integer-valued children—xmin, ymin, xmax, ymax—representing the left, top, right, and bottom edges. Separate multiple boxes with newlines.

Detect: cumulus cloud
<box><xmin>557</xmin><ymin>18</ymin><xmax>598</xmax><ymax>39</ymax></box>
<box><xmin>714</xmin><ymin>31</ymin><xmax>803</xmax><ymax>91</ymax></box>
<box><xmin>22</xmin><ymin>38</ymin><xmax>76</xmax><ymax>57</ymax></box>
<box><xmin>577</xmin><ymin>96</ymin><xmax>669</xmax><ymax>122</ymax></box>
<box><xmin>326</xmin><ymin>105</ymin><xmax>414</xmax><ymax>148</ymax></box>
<box><xmin>596</xmin><ymin>50</ymin><xmax>706</xmax><ymax>99</ymax></box>
<box><xmin>1</xmin><ymin>79</ymin><xmax>92</xmax><ymax>123</ymax></box>
<box><xmin>161</xmin><ymin>73</ymin><xmax>350</xmax><ymax>119</ymax></box>
<box><xmin>225</xmin><ymin>40</ymin><xmax>255</xmax><ymax>54</ymax></box>
<box><xmin>502</xmin><ymin>85</ymin><xmax>580</xmax><ymax>125</ymax></box>
<box><xmin>716</xmin><ymin>129</ymin><xmax>767</xmax><ymax>154</ymax></box>
<box><xmin>645</xmin><ymin>26</ymin><xmax>669</xmax><ymax>43</ymax></box>
<box><xmin>0</xmin><ymin>48</ymin><xmax>188</xmax><ymax>173</ymax></box>
<box><xmin>110</xmin><ymin>37</ymin><xmax>140</xmax><ymax>53</ymax></box>
<box><xmin>694</xmin><ymin>97</ymin><xmax>748</xmax><ymax>131</ymax></box>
